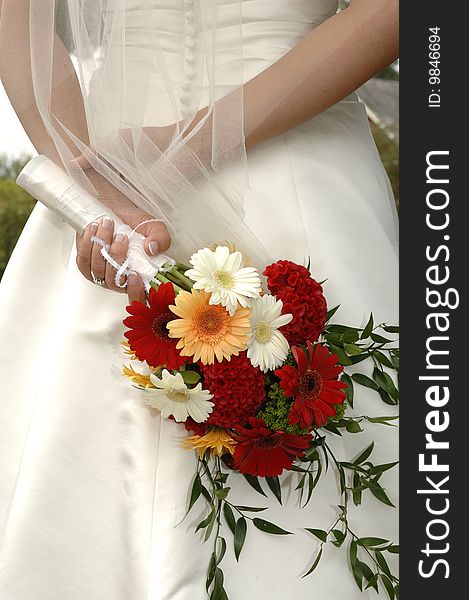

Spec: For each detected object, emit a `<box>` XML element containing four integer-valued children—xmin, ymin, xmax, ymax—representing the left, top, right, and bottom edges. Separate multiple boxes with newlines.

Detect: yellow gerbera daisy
<box><xmin>167</xmin><ymin>290</ymin><xmax>250</xmax><ymax>364</ymax></box>
<box><xmin>122</xmin><ymin>364</ymin><xmax>154</xmax><ymax>388</ymax></box>
<box><xmin>182</xmin><ymin>428</ymin><xmax>237</xmax><ymax>458</ymax></box>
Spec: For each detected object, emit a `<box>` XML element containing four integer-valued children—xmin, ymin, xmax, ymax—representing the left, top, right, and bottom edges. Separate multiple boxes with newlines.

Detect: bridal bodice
<box><xmin>88</xmin><ymin>0</ymin><xmax>339</xmax><ymax>130</ymax></box>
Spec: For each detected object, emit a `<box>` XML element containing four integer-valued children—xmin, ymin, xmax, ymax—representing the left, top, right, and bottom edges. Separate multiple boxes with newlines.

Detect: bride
<box><xmin>0</xmin><ymin>1</ymin><xmax>398</xmax><ymax>599</ymax></box>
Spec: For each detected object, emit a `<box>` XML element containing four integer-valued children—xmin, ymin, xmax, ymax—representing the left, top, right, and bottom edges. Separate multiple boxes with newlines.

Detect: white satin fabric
<box><xmin>0</xmin><ymin>2</ymin><xmax>398</xmax><ymax>599</ymax></box>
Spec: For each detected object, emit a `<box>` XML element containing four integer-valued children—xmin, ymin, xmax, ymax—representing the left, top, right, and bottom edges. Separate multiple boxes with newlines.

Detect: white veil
<box><xmin>1</xmin><ymin>0</ymin><xmax>275</xmax><ymax>264</ymax></box>
<box><xmin>0</xmin><ymin>0</ymin><xmax>350</xmax><ymax>266</ymax></box>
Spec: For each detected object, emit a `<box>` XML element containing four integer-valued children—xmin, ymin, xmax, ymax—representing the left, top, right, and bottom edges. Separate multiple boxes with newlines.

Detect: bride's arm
<box><xmin>244</xmin><ymin>0</ymin><xmax>398</xmax><ymax>148</ymax></box>
<box><xmin>185</xmin><ymin>0</ymin><xmax>398</xmax><ymax>150</ymax></box>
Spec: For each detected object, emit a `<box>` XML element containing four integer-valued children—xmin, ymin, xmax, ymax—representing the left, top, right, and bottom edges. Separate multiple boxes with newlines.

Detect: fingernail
<box><xmin>127</xmin><ymin>271</ymin><xmax>138</xmax><ymax>285</ymax></box>
<box><xmin>148</xmin><ymin>241</ymin><xmax>158</xmax><ymax>256</ymax></box>
<box><xmin>90</xmin><ymin>222</ymin><xmax>99</xmax><ymax>234</ymax></box>
<box><xmin>114</xmin><ymin>232</ymin><xmax>126</xmax><ymax>243</ymax></box>
<box><xmin>102</xmin><ymin>217</ymin><xmax>113</xmax><ymax>229</ymax></box>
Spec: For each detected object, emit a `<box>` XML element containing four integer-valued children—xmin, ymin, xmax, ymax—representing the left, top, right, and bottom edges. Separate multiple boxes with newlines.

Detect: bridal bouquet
<box><xmin>122</xmin><ymin>245</ymin><xmax>400</xmax><ymax>600</ymax></box>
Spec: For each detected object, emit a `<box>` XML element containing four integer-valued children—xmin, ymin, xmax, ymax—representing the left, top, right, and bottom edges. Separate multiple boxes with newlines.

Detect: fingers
<box><xmin>105</xmin><ymin>231</ymin><xmax>129</xmax><ymax>292</ymax></box>
<box><xmin>76</xmin><ymin>221</ymin><xmax>99</xmax><ymax>282</ymax></box>
<box><xmin>91</xmin><ymin>217</ymin><xmax>114</xmax><ymax>280</ymax></box>
<box><xmin>142</xmin><ymin>221</ymin><xmax>172</xmax><ymax>256</ymax></box>
<box><xmin>127</xmin><ymin>271</ymin><xmax>146</xmax><ymax>305</ymax></box>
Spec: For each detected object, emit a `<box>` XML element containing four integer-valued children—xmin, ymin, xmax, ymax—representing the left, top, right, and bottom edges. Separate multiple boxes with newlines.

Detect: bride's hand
<box><xmin>73</xmin><ymin>165</ymin><xmax>171</xmax><ymax>305</ymax></box>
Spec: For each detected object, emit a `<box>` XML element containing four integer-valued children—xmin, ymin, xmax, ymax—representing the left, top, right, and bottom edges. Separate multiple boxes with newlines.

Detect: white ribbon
<box><xmin>16</xmin><ymin>156</ymin><xmax>177</xmax><ymax>293</ymax></box>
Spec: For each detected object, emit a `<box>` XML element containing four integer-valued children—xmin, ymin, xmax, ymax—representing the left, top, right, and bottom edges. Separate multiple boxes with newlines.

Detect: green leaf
<box><xmin>373</xmin><ymin>350</ymin><xmax>395</xmax><ymax>369</ymax></box>
<box><xmin>369</xmin><ymin>461</ymin><xmax>399</xmax><ymax>476</ymax></box>
<box><xmin>387</xmin><ymin>545</ymin><xmax>400</xmax><ymax>554</ymax></box>
<box><xmin>196</xmin><ymin>509</ymin><xmax>215</xmax><ymax>533</ymax></box>
<box><xmin>383</xmin><ymin>325</ymin><xmax>399</xmax><ymax>334</ymax></box>
<box><xmin>373</xmin><ymin>368</ymin><xmax>399</xmax><ymax>399</ymax></box>
<box><xmin>253</xmin><ymin>518</ymin><xmax>292</xmax><ymax>535</ymax></box>
<box><xmin>394</xmin><ymin>583</ymin><xmax>400</xmax><ymax>599</ymax></box>
<box><xmin>346</xmin><ymin>420</ymin><xmax>363</xmax><ymax>433</ymax></box>
<box><xmin>349</xmin><ymin>540</ymin><xmax>362</xmax><ymax>591</ymax></box>
<box><xmin>350</xmin><ymin>353</ymin><xmax>372</xmax><ymax>365</ymax></box>
<box><xmin>340</xmin><ymin>461</ymin><xmax>368</xmax><ymax>473</ymax></box>
<box><xmin>188</xmin><ymin>473</ymin><xmax>202</xmax><ymax>514</ymax></box>
<box><xmin>359</xmin><ymin>560</ymin><xmax>375</xmax><ymax>584</ymax></box>
<box><xmin>371</xmin><ymin>333</ymin><xmax>393</xmax><ymax>344</ymax></box>
<box><xmin>180</xmin><ymin>370</ymin><xmax>201</xmax><ymax>385</ymax></box>
<box><xmin>266</xmin><ymin>476</ymin><xmax>282</xmax><ymax>505</ymax></box>
<box><xmin>326</xmin><ymin>305</ymin><xmax>340</xmax><ymax>321</ymax></box>
<box><xmin>344</xmin><ymin>343</ymin><xmax>363</xmax><ymax>355</ymax></box>
<box><xmin>305</xmin><ymin>528</ymin><xmax>328</xmax><ymax>543</ymax></box>
<box><xmin>330</xmin><ymin>345</ymin><xmax>352</xmax><ymax>366</ymax></box>
<box><xmin>223</xmin><ymin>503</ymin><xmax>236</xmax><ymax>535</ymax></box>
<box><xmin>342</xmin><ymin>329</ymin><xmax>360</xmax><ymax>343</ymax></box>
<box><xmin>243</xmin><ymin>474</ymin><xmax>267</xmax><ymax>497</ymax></box>
<box><xmin>352</xmin><ymin>373</ymin><xmax>379</xmax><ymax>391</ymax></box>
<box><xmin>370</xmin><ymin>483</ymin><xmax>396</xmax><ymax>507</ymax></box>
<box><xmin>380</xmin><ymin>574</ymin><xmax>395</xmax><ymax>600</ymax></box>
<box><xmin>331</xmin><ymin>529</ymin><xmax>346</xmax><ymax>547</ymax></box>
<box><xmin>210</xmin><ymin>567</ymin><xmax>226</xmax><ymax>600</ymax></box>
<box><xmin>214</xmin><ymin>487</ymin><xmax>230</xmax><ymax>500</ymax></box>
<box><xmin>365</xmin><ymin>573</ymin><xmax>379</xmax><ymax>592</ymax></box>
<box><xmin>302</xmin><ymin>547</ymin><xmax>323</xmax><ymax>577</ymax></box>
<box><xmin>391</xmin><ymin>354</ymin><xmax>399</xmax><ymax>371</ymax></box>
<box><xmin>234</xmin><ymin>505</ymin><xmax>268</xmax><ymax>513</ymax></box>
<box><xmin>354</xmin><ymin>442</ymin><xmax>375</xmax><ymax>465</ymax></box>
<box><xmin>361</xmin><ymin>314</ymin><xmax>374</xmax><ymax>339</ymax></box>
<box><xmin>375</xmin><ymin>550</ymin><xmax>393</xmax><ymax>578</ymax></box>
<box><xmin>341</xmin><ymin>373</ymin><xmax>354</xmax><ymax>409</ymax></box>
<box><xmin>357</xmin><ymin>537</ymin><xmax>389</xmax><ymax>548</ymax></box>
<box><xmin>379</xmin><ymin>388</ymin><xmax>398</xmax><ymax>406</ymax></box>
<box><xmin>234</xmin><ymin>517</ymin><xmax>247</xmax><ymax>561</ymax></box>
<box><xmin>216</xmin><ymin>537</ymin><xmax>227</xmax><ymax>565</ymax></box>
<box><xmin>365</xmin><ymin>415</ymin><xmax>399</xmax><ymax>426</ymax></box>
<box><xmin>352</xmin><ymin>471</ymin><xmax>363</xmax><ymax>506</ymax></box>
<box><xmin>206</xmin><ymin>552</ymin><xmax>217</xmax><ymax>592</ymax></box>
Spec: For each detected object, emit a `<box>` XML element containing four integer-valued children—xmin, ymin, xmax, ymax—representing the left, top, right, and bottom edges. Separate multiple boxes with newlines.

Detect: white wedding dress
<box><xmin>0</xmin><ymin>1</ymin><xmax>398</xmax><ymax>599</ymax></box>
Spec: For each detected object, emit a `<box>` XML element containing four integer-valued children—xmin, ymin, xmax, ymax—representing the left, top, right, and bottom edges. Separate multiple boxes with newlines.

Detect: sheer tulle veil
<box><xmin>1</xmin><ymin>0</ymin><xmax>319</xmax><ymax>265</ymax></box>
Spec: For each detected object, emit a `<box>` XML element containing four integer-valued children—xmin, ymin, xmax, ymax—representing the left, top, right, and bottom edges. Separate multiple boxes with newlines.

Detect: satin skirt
<box><xmin>0</xmin><ymin>97</ymin><xmax>398</xmax><ymax>600</ymax></box>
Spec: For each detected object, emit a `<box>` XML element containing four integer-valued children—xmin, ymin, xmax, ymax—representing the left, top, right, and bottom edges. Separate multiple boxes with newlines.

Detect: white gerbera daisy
<box><xmin>185</xmin><ymin>246</ymin><xmax>262</xmax><ymax>316</ymax></box>
<box><xmin>145</xmin><ymin>370</ymin><xmax>214</xmax><ymax>423</ymax></box>
<box><xmin>247</xmin><ymin>295</ymin><xmax>293</xmax><ymax>372</ymax></box>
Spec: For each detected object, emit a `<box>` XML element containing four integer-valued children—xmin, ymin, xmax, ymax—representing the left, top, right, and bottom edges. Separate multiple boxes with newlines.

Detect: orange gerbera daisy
<box><xmin>167</xmin><ymin>290</ymin><xmax>250</xmax><ymax>364</ymax></box>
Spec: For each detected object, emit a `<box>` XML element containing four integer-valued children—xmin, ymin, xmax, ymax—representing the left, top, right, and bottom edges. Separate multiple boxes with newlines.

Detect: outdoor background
<box><xmin>0</xmin><ymin>63</ymin><xmax>398</xmax><ymax>281</ymax></box>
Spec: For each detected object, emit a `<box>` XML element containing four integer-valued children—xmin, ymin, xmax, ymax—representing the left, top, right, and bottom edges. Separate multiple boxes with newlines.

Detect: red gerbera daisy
<box><xmin>275</xmin><ymin>342</ymin><xmax>347</xmax><ymax>429</ymax></box>
<box><xmin>233</xmin><ymin>417</ymin><xmax>312</xmax><ymax>477</ymax></box>
<box><xmin>123</xmin><ymin>283</ymin><xmax>185</xmax><ymax>369</ymax></box>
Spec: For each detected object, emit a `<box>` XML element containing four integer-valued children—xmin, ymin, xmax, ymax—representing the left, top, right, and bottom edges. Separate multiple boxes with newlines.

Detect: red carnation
<box><xmin>276</xmin><ymin>342</ymin><xmax>347</xmax><ymax>429</ymax></box>
<box><xmin>233</xmin><ymin>417</ymin><xmax>312</xmax><ymax>477</ymax></box>
<box><xmin>123</xmin><ymin>282</ymin><xmax>185</xmax><ymax>370</ymax></box>
<box><xmin>201</xmin><ymin>353</ymin><xmax>265</xmax><ymax>428</ymax></box>
<box><xmin>263</xmin><ymin>260</ymin><xmax>327</xmax><ymax>345</ymax></box>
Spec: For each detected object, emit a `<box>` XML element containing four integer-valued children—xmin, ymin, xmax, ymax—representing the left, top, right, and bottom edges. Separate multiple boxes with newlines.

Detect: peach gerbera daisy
<box><xmin>167</xmin><ymin>290</ymin><xmax>251</xmax><ymax>364</ymax></box>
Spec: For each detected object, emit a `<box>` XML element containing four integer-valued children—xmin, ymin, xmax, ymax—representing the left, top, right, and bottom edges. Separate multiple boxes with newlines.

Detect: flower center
<box><xmin>213</xmin><ymin>269</ymin><xmax>235</xmax><ymax>289</ymax></box>
<box><xmin>298</xmin><ymin>369</ymin><xmax>323</xmax><ymax>401</ymax></box>
<box><xmin>253</xmin><ymin>321</ymin><xmax>273</xmax><ymax>344</ymax></box>
<box><xmin>192</xmin><ymin>304</ymin><xmax>228</xmax><ymax>342</ymax></box>
<box><xmin>167</xmin><ymin>388</ymin><xmax>190</xmax><ymax>403</ymax></box>
<box><xmin>255</xmin><ymin>432</ymin><xmax>284</xmax><ymax>450</ymax></box>
<box><xmin>152</xmin><ymin>312</ymin><xmax>174</xmax><ymax>341</ymax></box>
